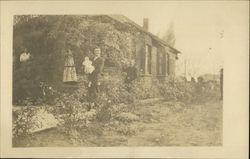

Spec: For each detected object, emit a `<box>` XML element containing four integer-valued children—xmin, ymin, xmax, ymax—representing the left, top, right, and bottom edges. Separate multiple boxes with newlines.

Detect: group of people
<box><xmin>19</xmin><ymin>47</ymin><xmax>138</xmax><ymax>110</ymax></box>
<box><xmin>82</xmin><ymin>48</ymin><xmax>105</xmax><ymax>110</ymax></box>
<box><xmin>62</xmin><ymin>47</ymin><xmax>105</xmax><ymax>110</ymax></box>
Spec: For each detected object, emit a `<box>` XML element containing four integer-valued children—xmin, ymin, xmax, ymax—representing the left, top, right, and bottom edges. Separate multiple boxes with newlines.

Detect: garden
<box><xmin>13</xmin><ymin>71</ymin><xmax>222</xmax><ymax>147</ymax></box>
<box><xmin>12</xmin><ymin>15</ymin><xmax>222</xmax><ymax>147</ymax></box>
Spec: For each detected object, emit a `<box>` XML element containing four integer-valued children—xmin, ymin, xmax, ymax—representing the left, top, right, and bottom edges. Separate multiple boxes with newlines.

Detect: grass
<box><xmin>13</xmin><ymin>100</ymin><xmax>222</xmax><ymax>147</ymax></box>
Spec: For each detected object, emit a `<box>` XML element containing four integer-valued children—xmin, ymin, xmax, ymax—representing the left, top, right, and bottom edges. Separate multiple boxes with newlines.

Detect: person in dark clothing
<box><xmin>124</xmin><ymin>60</ymin><xmax>138</xmax><ymax>84</ymax></box>
<box><xmin>123</xmin><ymin>60</ymin><xmax>138</xmax><ymax>92</ymax></box>
<box><xmin>87</xmin><ymin>48</ymin><xmax>105</xmax><ymax>110</ymax></box>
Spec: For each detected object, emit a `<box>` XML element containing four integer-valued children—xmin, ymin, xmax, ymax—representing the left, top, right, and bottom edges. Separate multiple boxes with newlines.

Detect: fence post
<box><xmin>220</xmin><ymin>68</ymin><xmax>223</xmax><ymax>100</ymax></box>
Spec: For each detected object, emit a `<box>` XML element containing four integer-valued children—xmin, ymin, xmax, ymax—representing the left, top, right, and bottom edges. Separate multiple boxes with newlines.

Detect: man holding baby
<box><xmin>83</xmin><ymin>47</ymin><xmax>105</xmax><ymax>110</ymax></box>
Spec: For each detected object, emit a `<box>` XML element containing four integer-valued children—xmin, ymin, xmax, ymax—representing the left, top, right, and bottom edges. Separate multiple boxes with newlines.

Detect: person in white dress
<box><xmin>63</xmin><ymin>48</ymin><xmax>77</xmax><ymax>83</ymax></box>
<box><xmin>20</xmin><ymin>48</ymin><xmax>31</xmax><ymax>62</ymax></box>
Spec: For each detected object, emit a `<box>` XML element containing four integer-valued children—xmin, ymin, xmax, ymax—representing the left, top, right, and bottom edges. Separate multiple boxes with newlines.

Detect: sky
<box><xmin>114</xmin><ymin>1</ymin><xmax>248</xmax><ymax>76</ymax></box>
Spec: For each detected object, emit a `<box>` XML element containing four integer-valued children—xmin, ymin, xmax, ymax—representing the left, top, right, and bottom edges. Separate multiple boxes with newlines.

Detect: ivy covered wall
<box><xmin>13</xmin><ymin>15</ymin><xmax>177</xmax><ymax>102</ymax></box>
<box><xmin>13</xmin><ymin>15</ymin><xmax>140</xmax><ymax>101</ymax></box>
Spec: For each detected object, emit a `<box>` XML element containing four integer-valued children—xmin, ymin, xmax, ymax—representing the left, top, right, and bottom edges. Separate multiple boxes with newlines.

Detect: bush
<box><xmin>159</xmin><ymin>77</ymin><xmax>221</xmax><ymax>104</ymax></box>
<box><xmin>129</xmin><ymin>77</ymin><xmax>161</xmax><ymax>100</ymax></box>
<box><xmin>13</xmin><ymin>107</ymin><xmax>38</xmax><ymax>137</ymax></box>
<box><xmin>45</xmin><ymin>70</ymin><xmax>146</xmax><ymax>140</ymax></box>
<box><xmin>197</xmin><ymin>81</ymin><xmax>221</xmax><ymax>103</ymax></box>
<box><xmin>98</xmin><ymin>69</ymin><xmax>137</xmax><ymax>105</ymax></box>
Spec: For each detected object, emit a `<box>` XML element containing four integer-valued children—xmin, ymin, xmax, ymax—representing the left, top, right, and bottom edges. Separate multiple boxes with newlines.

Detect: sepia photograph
<box><xmin>12</xmin><ymin>14</ymin><xmax>223</xmax><ymax>147</ymax></box>
<box><xmin>1</xmin><ymin>0</ymin><xmax>249</xmax><ymax>158</ymax></box>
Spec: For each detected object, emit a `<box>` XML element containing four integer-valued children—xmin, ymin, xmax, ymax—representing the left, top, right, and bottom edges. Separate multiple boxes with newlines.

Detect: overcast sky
<box><xmin>115</xmin><ymin>1</ymin><xmax>248</xmax><ymax>76</ymax></box>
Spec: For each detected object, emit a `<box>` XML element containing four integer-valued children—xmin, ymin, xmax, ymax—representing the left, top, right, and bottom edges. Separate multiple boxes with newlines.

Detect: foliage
<box><xmin>43</xmin><ymin>70</ymin><xmax>147</xmax><ymax>139</ymax></box>
<box><xmin>13</xmin><ymin>107</ymin><xmax>38</xmax><ymax>137</ymax></box>
<box><xmin>13</xmin><ymin>15</ymin><xmax>137</xmax><ymax>103</ymax></box>
<box><xmin>48</xmin><ymin>77</ymin><xmax>90</xmax><ymax>133</ymax></box>
<box><xmin>129</xmin><ymin>77</ymin><xmax>162</xmax><ymax>100</ymax></box>
<box><xmin>161</xmin><ymin>22</ymin><xmax>176</xmax><ymax>47</ymax></box>
<box><xmin>12</xmin><ymin>73</ymin><xmax>221</xmax><ymax>144</ymax></box>
<box><xmin>98</xmin><ymin>69</ymin><xmax>137</xmax><ymax>105</ymax></box>
<box><xmin>159</xmin><ymin>77</ymin><xmax>221</xmax><ymax>104</ymax></box>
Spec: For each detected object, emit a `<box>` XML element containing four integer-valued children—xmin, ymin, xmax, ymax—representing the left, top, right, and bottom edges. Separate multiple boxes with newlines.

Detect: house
<box><xmin>102</xmin><ymin>15</ymin><xmax>181</xmax><ymax>80</ymax></box>
<box><xmin>59</xmin><ymin>15</ymin><xmax>181</xmax><ymax>83</ymax></box>
<box><xmin>13</xmin><ymin>15</ymin><xmax>181</xmax><ymax>100</ymax></box>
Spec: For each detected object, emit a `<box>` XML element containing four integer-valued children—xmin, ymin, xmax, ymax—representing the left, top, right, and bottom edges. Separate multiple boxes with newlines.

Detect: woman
<box><xmin>63</xmin><ymin>48</ymin><xmax>77</xmax><ymax>84</ymax></box>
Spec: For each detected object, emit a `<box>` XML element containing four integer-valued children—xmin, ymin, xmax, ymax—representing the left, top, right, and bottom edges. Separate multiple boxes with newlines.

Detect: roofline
<box><xmin>106</xmin><ymin>15</ymin><xmax>181</xmax><ymax>54</ymax></box>
<box><xmin>148</xmin><ymin>32</ymin><xmax>181</xmax><ymax>54</ymax></box>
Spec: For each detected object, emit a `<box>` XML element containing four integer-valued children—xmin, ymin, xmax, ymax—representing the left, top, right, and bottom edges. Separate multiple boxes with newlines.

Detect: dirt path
<box><xmin>13</xmin><ymin>100</ymin><xmax>222</xmax><ymax>147</ymax></box>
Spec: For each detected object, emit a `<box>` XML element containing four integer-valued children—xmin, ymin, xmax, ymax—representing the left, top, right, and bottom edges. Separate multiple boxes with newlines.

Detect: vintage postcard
<box><xmin>0</xmin><ymin>0</ymin><xmax>249</xmax><ymax>158</ymax></box>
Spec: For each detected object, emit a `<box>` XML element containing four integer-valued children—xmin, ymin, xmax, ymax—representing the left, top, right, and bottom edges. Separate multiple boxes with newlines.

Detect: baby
<box><xmin>82</xmin><ymin>56</ymin><xmax>95</xmax><ymax>74</ymax></box>
<box><xmin>82</xmin><ymin>57</ymin><xmax>95</xmax><ymax>87</ymax></box>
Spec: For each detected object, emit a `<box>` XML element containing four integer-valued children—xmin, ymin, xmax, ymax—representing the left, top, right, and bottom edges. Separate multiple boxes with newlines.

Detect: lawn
<box><xmin>13</xmin><ymin>99</ymin><xmax>222</xmax><ymax>147</ymax></box>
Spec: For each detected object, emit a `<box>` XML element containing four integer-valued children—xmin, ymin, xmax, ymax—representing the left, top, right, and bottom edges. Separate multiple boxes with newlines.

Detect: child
<box><xmin>82</xmin><ymin>56</ymin><xmax>95</xmax><ymax>87</ymax></box>
<box><xmin>82</xmin><ymin>56</ymin><xmax>95</xmax><ymax>74</ymax></box>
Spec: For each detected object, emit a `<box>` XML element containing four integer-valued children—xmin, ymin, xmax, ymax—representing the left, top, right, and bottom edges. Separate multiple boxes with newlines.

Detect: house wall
<box><xmin>151</xmin><ymin>46</ymin><xmax>157</xmax><ymax>76</ymax></box>
<box><xmin>135</xmin><ymin>32</ymin><xmax>145</xmax><ymax>73</ymax></box>
<box><xmin>134</xmin><ymin>32</ymin><xmax>177</xmax><ymax>77</ymax></box>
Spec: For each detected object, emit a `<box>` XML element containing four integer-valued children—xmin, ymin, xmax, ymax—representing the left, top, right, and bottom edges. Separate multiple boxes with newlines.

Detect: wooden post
<box><xmin>220</xmin><ymin>68</ymin><xmax>223</xmax><ymax>100</ymax></box>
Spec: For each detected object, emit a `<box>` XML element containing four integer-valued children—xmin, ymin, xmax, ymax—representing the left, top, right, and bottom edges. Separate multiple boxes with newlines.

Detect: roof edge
<box><xmin>107</xmin><ymin>15</ymin><xmax>181</xmax><ymax>54</ymax></box>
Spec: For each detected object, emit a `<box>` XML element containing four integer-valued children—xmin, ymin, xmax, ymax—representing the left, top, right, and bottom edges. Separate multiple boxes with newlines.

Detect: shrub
<box><xmin>13</xmin><ymin>107</ymin><xmax>38</xmax><ymax>137</ymax></box>
<box><xmin>46</xmin><ymin>70</ymin><xmax>145</xmax><ymax>140</ymax></box>
<box><xmin>98</xmin><ymin>69</ymin><xmax>137</xmax><ymax>105</ymax></box>
<box><xmin>129</xmin><ymin>77</ymin><xmax>161</xmax><ymax>100</ymax></box>
<box><xmin>159</xmin><ymin>77</ymin><xmax>221</xmax><ymax>104</ymax></box>
<box><xmin>197</xmin><ymin>81</ymin><xmax>221</xmax><ymax>103</ymax></box>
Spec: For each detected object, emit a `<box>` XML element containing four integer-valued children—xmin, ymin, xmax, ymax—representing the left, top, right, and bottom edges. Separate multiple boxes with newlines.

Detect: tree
<box><xmin>161</xmin><ymin>22</ymin><xmax>176</xmax><ymax>47</ymax></box>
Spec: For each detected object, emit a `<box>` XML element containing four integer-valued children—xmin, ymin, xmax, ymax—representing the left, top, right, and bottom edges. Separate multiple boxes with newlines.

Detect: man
<box><xmin>87</xmin><ymin>47</ymin><xmax>105</xmax><ymax>110</ymax></box>
<box><xmin>123</xmin><ymin>60</ymin><xmax>138</xmax><ymax>92</ymax></box>
<box><xmin>124</xmin><ymin>60</ymin><xmax>138</xmax><ymax>84</ymax></box>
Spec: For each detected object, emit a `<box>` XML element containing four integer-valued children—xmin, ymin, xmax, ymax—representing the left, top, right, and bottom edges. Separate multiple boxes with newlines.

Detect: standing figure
<box><xmin>124</xmin><ymin>60</ymin><xmax>138</xmax><ymax>84</ymax></box>
<box><xmin>87</xmin><ymin>48</ymin><xmax>105</xmax><ymax>110</ymax></box>
<box><xmin>63</xmin><ymin>48</ymin><xmax>77</xmax><ymax>84</ymax></box>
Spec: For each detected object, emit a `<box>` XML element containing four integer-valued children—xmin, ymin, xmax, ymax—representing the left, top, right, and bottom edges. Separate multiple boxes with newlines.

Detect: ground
<box><xmin>13</xmin><ymin>100</ymin><xmax>222</xmax><ymax>147</ymax></box>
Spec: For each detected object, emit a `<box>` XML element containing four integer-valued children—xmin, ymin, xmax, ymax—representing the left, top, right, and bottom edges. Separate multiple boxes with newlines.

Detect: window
<box><xmin>157</xmin><ymin>51</ymin><xmax>167</xmax><ymax>76</ymax></box>
<box><xmin>158</xmin><ymin>51</ymin><xmax>163</xmax><ymax>75</ymax></box>
<box><xmin>167</xmin><ymin>53</ymin><xmax>170</xmax><ymax>75</ymax></box>
<box><xmin>162</xmin><ymin>53</ymin><xmax>166</xmax><ymax>75</ymax></box>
